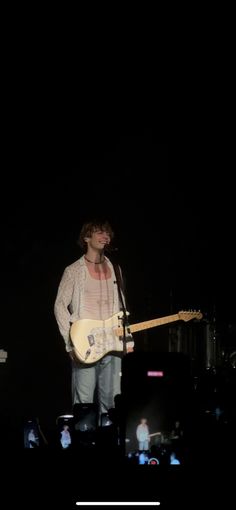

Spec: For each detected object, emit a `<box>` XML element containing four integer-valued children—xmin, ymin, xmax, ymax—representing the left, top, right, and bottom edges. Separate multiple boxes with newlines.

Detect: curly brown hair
<box><xmin>78</xmin><ymin>219</ymin><xmax>114</xmax><ymax>251</ymax></box>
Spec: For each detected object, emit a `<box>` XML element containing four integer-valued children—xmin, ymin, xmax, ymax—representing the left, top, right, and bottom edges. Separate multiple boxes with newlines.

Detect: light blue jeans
<box><xmin>138</xmin><ymin>440</ymin><xmax>149</xmax><ymax>451</ymax></box>
<box><xmin>71</xmin><ymin>354</ymin><xmax>122</xmax><ymax>416</ymax></box>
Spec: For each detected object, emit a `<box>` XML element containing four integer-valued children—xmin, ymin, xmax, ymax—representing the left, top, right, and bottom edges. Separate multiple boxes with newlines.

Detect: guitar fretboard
<box><xmin>116</xmin><ymin>313</ymin><xmax>180</xmax><ymax>336</ymax></box>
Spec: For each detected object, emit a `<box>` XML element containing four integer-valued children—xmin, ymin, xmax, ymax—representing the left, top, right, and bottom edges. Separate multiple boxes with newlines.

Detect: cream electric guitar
<box><xmin>70</xmin><ymin>310</ymin><xmax>203</xmax><ymax>364</ymax></box>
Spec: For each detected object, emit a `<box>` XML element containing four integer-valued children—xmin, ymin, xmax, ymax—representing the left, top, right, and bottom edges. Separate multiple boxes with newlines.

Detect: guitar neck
<box><xmin>128</xmin><ymin>313</ymin><xmax>181</xmax><ymax>334</ymax></box>
<box><xmin>149</xmin><ymin>432</ymin><xmax>161</xmax><ymax>438</ymax></box>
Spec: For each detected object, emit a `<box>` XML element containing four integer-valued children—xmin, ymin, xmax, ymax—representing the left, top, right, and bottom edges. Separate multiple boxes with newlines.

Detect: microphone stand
<box><xmin>105</xmin><ymin>246</ymin><xmax>131</xmax><ymax>455</ymax></box>
<box><xmin>115</xmin><ymin>270</ymin><xmax>129</xmax><ymax>356</ymax></box>
<box><xmin>106</xmin><ymin>248</ymin><xmax>129</xmax><ymax>355</ymax></box>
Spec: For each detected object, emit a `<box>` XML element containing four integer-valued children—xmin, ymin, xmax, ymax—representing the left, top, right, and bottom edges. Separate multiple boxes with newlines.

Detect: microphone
<box><xmin>104</xmin><ymin>244</ymin><xmax>118</xmax><ymax>253</ymax></box>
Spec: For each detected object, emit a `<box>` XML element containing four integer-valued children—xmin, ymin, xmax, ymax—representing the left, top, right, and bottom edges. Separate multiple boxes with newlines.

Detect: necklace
<box><xmin>84</xmin><ymin>255</ymin><xmax>105</xmax><ymax>264</ymax></box>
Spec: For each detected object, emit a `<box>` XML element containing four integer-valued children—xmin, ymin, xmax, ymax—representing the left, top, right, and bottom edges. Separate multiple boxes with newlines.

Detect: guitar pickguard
<box><xmin>86</xmin><ymin>327</ymin><xmax>120</xmax><ymax>360</ymax></box>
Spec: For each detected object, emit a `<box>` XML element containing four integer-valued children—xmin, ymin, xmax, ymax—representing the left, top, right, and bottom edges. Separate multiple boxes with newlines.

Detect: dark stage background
<box><xmin>1</xmin><ymin>132</ymin><xmax>235</xmax><ymax>449</ymax></box>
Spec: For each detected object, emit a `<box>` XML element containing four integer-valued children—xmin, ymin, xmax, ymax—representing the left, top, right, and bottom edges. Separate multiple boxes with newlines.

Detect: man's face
<box><xmin>87</xmin><ymin>229</ymin><xmax>111</xmax><ymax>250</ymax></box>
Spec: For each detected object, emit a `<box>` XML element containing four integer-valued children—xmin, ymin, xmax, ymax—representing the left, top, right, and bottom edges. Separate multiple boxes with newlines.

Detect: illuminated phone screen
<box><xmin>122</xmin><ymin>352</ymin><xmax>190</xmax><ymax>465</ymax></box>
<box><xmin>23</xmin><ymin>418</ymin><xmax>40</xmax><ymax>448</ymax></box>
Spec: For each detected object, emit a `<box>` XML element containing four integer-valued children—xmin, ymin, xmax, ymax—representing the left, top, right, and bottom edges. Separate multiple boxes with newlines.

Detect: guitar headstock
<box><xmin>178</xmin><ymin>310</ymin><xmax>203</xmax><ymax>322</ymax></box>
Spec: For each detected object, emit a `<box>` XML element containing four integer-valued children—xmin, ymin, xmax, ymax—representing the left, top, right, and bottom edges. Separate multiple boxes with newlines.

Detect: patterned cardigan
<box><xmin>54</xmin><ymin>255</ymin><xmax>125</xmax><ymax>352</ymax></box>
